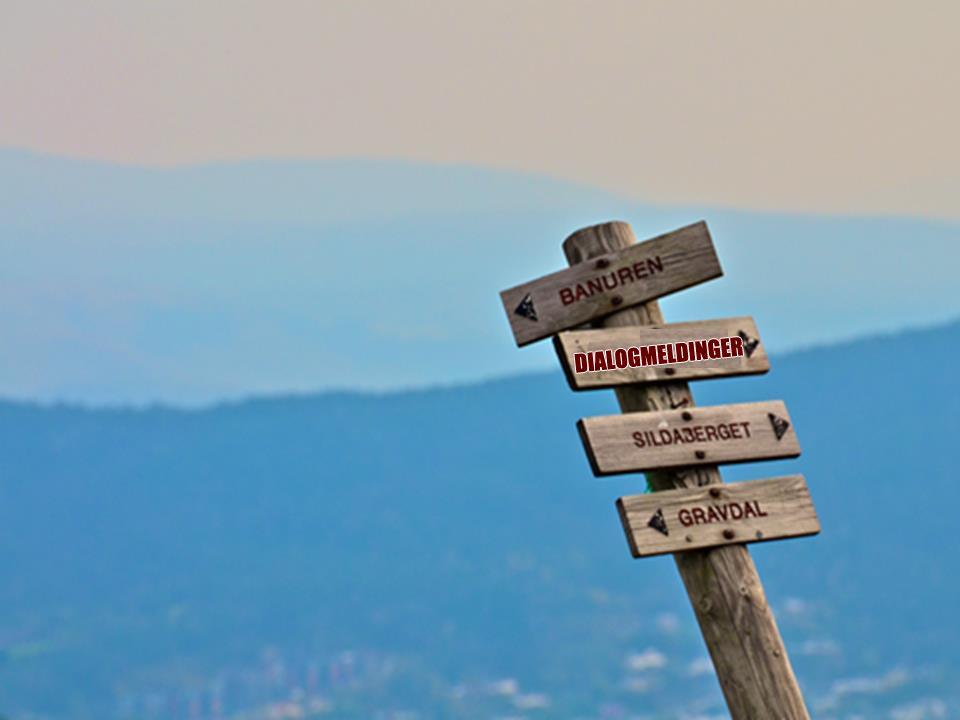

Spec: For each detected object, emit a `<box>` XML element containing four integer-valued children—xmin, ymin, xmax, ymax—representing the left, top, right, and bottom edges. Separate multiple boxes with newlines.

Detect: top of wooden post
<box><xmin>562</xmin><ymin>220</ymin><xmax>637</xmax><ymax>265</ymax></box>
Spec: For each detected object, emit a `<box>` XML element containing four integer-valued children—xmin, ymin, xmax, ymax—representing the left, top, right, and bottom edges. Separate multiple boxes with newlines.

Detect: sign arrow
<box><xmin>647</xmin><ymin>508</ymin><xmax>669</xmax><ymax>536</ymax></box>
<box><xmin>514</xmin><ymin>293</ymin><xmax>538</xmax><ymax>322</ymax></box>
<box><xmin>737</xmin><ymin>329</ymin><xmax>760</xmax><ymax>358</ymax></box>
<box><xmin>768</xmin><ymin>413</ymin><xmax>790</xmax><ymax>441</ymax></box>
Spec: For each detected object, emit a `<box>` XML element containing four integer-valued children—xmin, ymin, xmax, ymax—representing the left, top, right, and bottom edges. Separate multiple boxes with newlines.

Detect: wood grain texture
<box><xmin>554</xmin><ymin>316</ymin><xmax>769</xmax><ymax>390</ymax></box>
<box><xmin>500</xmin><ymin>221</ymin><xmax>721</xmax><ymax>346</ymax></box>
<box><xmin>616</xmin><ymin>475</ymin><xmax>819</xmax><ymax>558</ymax></box>
<box><xmin>563</xmin><ymin>220</ymin><xmax>811</xmax><ymax>719</ymax></box>
<box><xmin>579</xmin><ymin>400</ymin><xmax>800</xmax><ymax>476</ymax></box>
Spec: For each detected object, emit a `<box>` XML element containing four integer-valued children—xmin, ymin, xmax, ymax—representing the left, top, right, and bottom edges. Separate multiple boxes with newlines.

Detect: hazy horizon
<box><xmin>3</xmin><ymin>150</ymin><xmax>959</xmax><ymax>406</ymax></box>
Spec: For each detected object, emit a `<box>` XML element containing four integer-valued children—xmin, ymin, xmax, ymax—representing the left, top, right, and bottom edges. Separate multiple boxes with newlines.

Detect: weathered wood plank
<box><xmin>616</xmin><ymin>475</ymin><xmax>819</xmax><ymax>558</ymax></box>
<box><xmin>500</xmin><ymin>221</ymin><xmax>721</xmax><ymax>346</ymax></box>
<box><xmin>554</xmin><ymin>316</ymin><xmax>769</xmax><ymax>390</ymax></box>
<box><xmin>578</xmin><ymin>400</ymin><xmax>799</xmax><ymax>476</ymax></box>
<box><xmin>563</xmin><ymin>221</ymin><xmax>811</xmax><ymax>718</ymax></box>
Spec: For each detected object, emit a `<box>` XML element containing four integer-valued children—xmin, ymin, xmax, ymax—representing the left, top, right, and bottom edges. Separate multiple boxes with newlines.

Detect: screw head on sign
<box><xmin>682</xmin><ymin>411</ymin><xmax>693</xmax><ymax>421</ymax></box>
<box><xmin>664</xmin><ymin>367</ymin><xmax>676</xmax><ymax>376</ymax></box>
<box><xmin>611</xmin><ymin>295</ymin><xmax>623</xmax><ymax>307</ymax></box>
<box><xmin>695</xmin><ymin>450</ymin><xmax>706</xmax><ymax>459</ymax></box>
<box><xmin>595</xmin><ymin>258</ymin><xmax>610</xmax><ymax>269</ymax></box>
<box><xmin>723</xmin><ymin>529</ymin><xmax>736</xmax><ymax>540</ymax></box>
<box><xmin>709</xmin><ymin>487</ymin><xmax>721</xmax><ymax>498</ymax></box>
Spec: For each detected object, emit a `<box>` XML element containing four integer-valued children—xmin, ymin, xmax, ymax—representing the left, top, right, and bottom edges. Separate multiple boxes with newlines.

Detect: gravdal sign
<box><xmin>499</xmin><ymin>222</ymin><xmax>722</xmax><ymax>346</ymax></box>
<box><xmin>554</xmin><ymin>316</ymin><xmax>769</xmax><ymax>390</ymax></box>
<box><xmin>577</xmin><ymin>400</ymin><xmax>799</xmax><ymax>476</ymax></box>
<box><xmin>616</xmin><ymin>475</ymin><xmax>820</xmax><ymax>557</ymax></box>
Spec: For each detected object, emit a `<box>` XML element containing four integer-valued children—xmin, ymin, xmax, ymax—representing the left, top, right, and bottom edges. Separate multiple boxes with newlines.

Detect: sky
<box><xmin>2</xmin><ymin>1</ymin><xmax>957</xmax><ymax>220</ymax></box>
<box><xmin>1</xmin><ymin>2</ymin><xmax>958</xmax><ymax>405</ymax></box>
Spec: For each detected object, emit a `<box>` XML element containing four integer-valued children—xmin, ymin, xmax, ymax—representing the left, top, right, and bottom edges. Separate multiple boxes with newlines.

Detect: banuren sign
<box><xmin>554</xmin><ymin>316</ymin><xmax>769</xmax><ymax>390</ymax></box>
<box><xmin>616</xmin><ymin>475</ymin><xmax>820</xmax><ymax>557</ymax></box>
<box><xmin>499</xmin><ymin>222</ymin><xmax>721</xmax><ymax>346</ymax></box>
<box><xmin>577</xmin><ymin>400</ymin><xmax>799</xmax><ymax>476</ymax></box>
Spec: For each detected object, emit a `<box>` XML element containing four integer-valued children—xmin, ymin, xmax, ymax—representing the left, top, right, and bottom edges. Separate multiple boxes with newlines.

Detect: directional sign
<box><xmin>554</xmin><ymin>316</ymin><xmax>769</xmax><ymax>390</ymax></box>
<box><xmin>577</xmin><ymin>400</ymin><xmax>799</xmax><ymax>476</ymax></box>
<box><xmin>500</xmin><ymin>222</ymin><xmax>722</xmax><ymax>346</ymax></box>
<box><xmin>616</xmin><ymin>475</ymin><xmax>819</xmax><ymax>557</ymax></box>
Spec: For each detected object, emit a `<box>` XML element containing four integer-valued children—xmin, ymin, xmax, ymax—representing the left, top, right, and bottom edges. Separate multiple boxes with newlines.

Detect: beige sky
<box><xmin>2</xmin><ymin>0</ymin><xmax>957</xmax><ymax>218</ymax></box>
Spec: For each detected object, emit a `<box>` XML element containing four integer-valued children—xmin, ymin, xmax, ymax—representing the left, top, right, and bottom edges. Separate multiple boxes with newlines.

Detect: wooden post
<box><xmin>563</xmin><ymin>221</ymin><xmax>811</xmax><ymax>719</ymax></box>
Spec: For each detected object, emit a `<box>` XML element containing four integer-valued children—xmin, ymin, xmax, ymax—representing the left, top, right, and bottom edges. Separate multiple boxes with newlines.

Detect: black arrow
<box><xmin>737</xmin><ymin>330</ymin><xmax>760</xmax><ymax>358</ymax></box>
<box><xmin>648</xmin><ymin>508</ymin><xmax>669</xmax><ymax>536</ymax></box>
<box><xmin>768</xmin><ymin>413</ymin><xmax>790</xmax><ymax>441</ymax></box>
<box><xmin>514</xmin><ymin>293</ymin><xmax>538</xmax><ymax>322</ymax></box>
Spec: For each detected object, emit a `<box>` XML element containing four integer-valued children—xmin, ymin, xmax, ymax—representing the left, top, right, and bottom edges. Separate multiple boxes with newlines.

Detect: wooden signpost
<box><xmin>499</xmin><ymin>220</ymin><xmax>819</xmax><ymax>719</ymax></box>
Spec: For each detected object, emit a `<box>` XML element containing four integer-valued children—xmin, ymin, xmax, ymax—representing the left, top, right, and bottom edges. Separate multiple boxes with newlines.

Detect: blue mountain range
<box><xmin>1</xmin><ymin>319</ymin><xmax>958</xmax><ymax>718</ymax></box>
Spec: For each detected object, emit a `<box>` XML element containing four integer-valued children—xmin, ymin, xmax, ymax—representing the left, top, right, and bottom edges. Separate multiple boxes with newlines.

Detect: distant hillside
<box><xmin>1</xmin><ymin>148</ymin><xmax>959</xmax><ymax>404</ymax></box>
<box><xmin>1</xmin><ymin>320</ymin><xmax>959</xmax><ymax>718</ymax></box>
